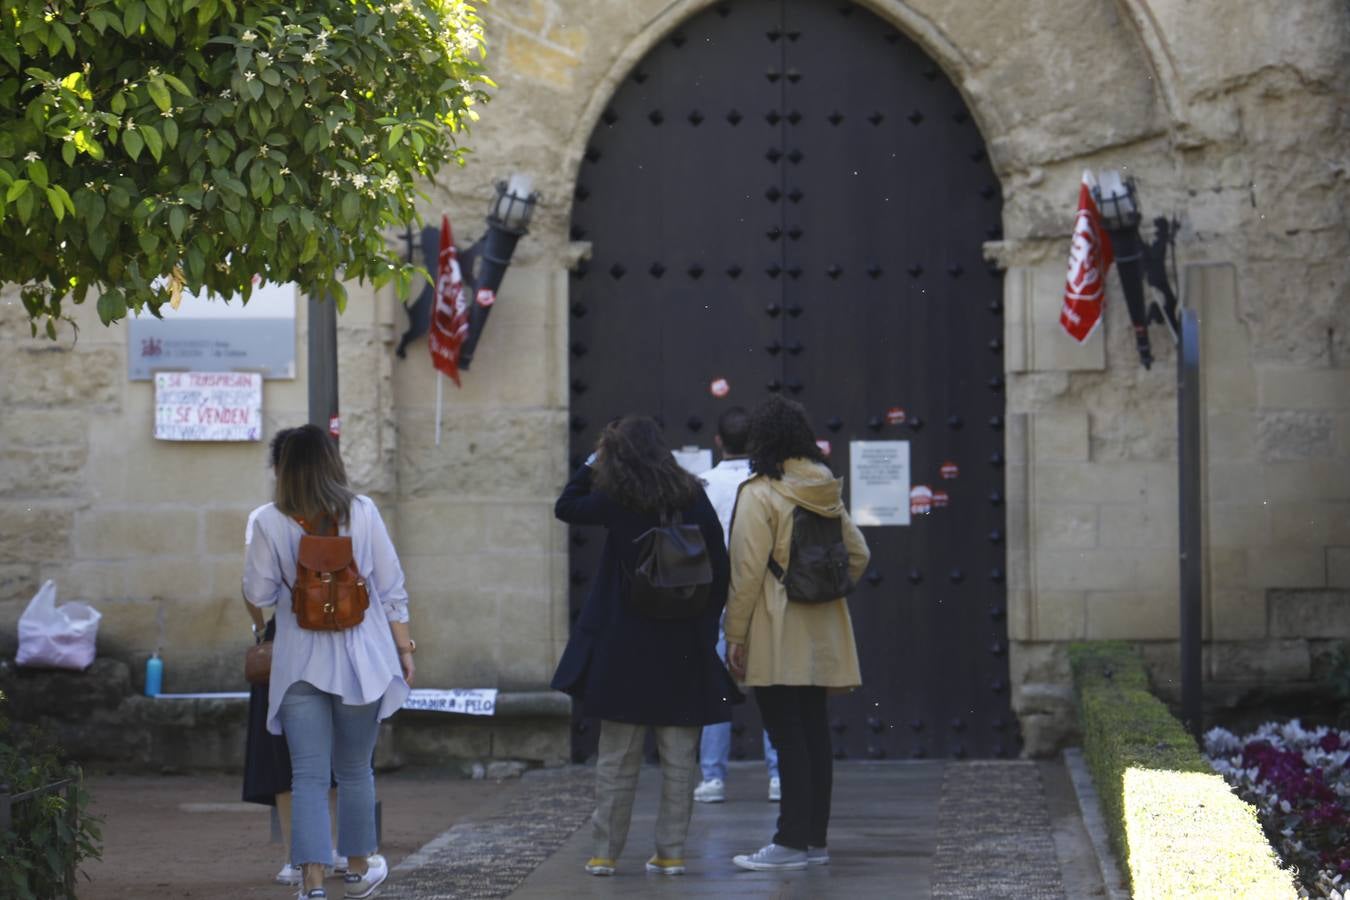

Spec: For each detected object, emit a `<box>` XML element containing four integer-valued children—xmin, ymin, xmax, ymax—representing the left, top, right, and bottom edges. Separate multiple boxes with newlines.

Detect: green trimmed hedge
<box><xmin>1068</xmin><ymin>642</ymin><xmax>1297</xmax><ymax>899</ymax></box>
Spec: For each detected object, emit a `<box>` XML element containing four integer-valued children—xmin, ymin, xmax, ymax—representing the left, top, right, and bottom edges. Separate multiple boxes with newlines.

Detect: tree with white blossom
<box><xmin>0</xmin><ymin>0</ymin><xmax>490</xmax><ymax>337</ymax></box>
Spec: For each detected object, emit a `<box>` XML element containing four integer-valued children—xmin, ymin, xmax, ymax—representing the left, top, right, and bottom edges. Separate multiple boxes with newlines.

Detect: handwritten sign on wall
<box><xmin>154</xmin><ymin>372</ymin><xmax>262</xmax><ymax>442</ymax></box>
<box><xmin>402</xmin><ymin>688</ymin><xmax>498</xmax><ymax>716</ymax></box>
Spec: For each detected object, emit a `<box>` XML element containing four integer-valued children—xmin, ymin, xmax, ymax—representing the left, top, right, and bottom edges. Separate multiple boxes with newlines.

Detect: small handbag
<box><xmin>244</xmin><ymin>636</ymin><xmax>272</xmax><ymax>685</ymax></box>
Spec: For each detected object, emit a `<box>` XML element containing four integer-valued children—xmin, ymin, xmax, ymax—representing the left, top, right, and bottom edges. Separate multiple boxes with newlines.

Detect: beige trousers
<box><xmin>592</xmin><ymin>721</ymin><xmax>700</xmax><ymax>861</ymax></box>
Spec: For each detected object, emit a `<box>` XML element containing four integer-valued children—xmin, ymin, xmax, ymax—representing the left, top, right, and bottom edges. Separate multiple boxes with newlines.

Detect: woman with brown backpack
<box><xmin>551</xmin><ymin>416</ymin><xmax>741</xmax><ymax>878</ymax></box>
<box><xmin>243</xmin><ymin>424</ymin><xmax>416</xmax><ymax>900</ymax></box>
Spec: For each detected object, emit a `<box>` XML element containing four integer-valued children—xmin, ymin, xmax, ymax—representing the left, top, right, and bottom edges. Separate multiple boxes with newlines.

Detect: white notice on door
<box><xmin>849</xmin><ymin>441</ymin><xmax>911</xmax><ymax>526</ymax></box>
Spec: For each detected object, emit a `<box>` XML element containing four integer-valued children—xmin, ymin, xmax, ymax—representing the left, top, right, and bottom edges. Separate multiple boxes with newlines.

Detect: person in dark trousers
<box><xmin>724</xmin><ymin>396</ymin><xmax>871</xmax><ymax>871</ymax></box>
<box><xmin>551</xmin><ymin>416</ymin><xmax>741</xmax><ymax>878</ymax></box>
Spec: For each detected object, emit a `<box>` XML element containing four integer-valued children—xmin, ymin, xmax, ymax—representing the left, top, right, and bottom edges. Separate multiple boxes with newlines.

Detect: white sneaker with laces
<box><xmin>343</xmin><ymin>854</ymin><xmax>388</xmax><ymax>899</ymax></box>
<box><xmin>693</xmin><ymin>778</ymin><xmax>726</xmax><ymax>803</ymax></box>
<box><xmin>768</xmin><ymin>776</ymin><xmax>781</xmax><ymax>802</ymax></box>
<box><xmin>732</xmin><ymin>843</ymin><xmax>809</xmax><ymax>871</ymax></box>
<box><xmin>275</xmin><ymin>862</ymin><xmax>302</xmax><ymax>885</ymax></box>
<box><xmin>806</xmin><ymin>846</ymin><xmax>830</xmax><ymax>865</ymax></box>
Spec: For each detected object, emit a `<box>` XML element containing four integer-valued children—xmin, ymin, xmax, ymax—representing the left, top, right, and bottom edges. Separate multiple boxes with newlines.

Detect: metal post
<box><xmin>1178</xmin><ymin>308</ymin><xmax>1203</xmax><ymax>737</ymax></box>
<box><xmin>308</xmin><ymin>296</ymin><xmax>339</xmax><ymax>438</ymax></box>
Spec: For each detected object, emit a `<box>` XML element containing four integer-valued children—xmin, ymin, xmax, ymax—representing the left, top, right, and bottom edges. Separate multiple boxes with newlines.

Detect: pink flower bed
<box><xmin>1206</xmin><ymin>721</ymin><xmax>1350</xmax><ymax>898</ymax></box>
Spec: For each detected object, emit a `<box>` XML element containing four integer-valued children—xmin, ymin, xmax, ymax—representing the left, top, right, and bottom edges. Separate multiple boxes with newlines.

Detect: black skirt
<box><xmin>241</xmin><ymin>618</ymin><xmax>292</xmax><ymax>805</ymax></box>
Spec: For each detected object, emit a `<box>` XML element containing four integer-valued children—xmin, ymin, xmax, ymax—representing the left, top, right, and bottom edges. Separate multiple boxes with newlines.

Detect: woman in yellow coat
<box><xmin>725</xmin><ymin>396</ymin><xmax>870</xmax><ymax>871</ymax></box>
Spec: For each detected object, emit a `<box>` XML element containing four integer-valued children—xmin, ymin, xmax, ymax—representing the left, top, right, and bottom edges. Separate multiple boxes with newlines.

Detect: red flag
<box><xmin>1060</xmin><ymin>171</ymin><xmax>1114</xmax><ymax>343</ymax></box>
<box><xmin>428</xmin><ymin>214</ymin><xmax>470</xmax><ymax>386</ymax></box>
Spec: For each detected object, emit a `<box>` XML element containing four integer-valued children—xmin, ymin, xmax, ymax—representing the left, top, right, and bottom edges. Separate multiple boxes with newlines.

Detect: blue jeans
<box><xmin>279</xmin><ymin>681</ymin><xmax>381</xmax><ymax>866</ymax></box>
<box><xmin>701</xmin><ymin>635</ymin><xmax>779</xmax><ymax>782</ymax></box>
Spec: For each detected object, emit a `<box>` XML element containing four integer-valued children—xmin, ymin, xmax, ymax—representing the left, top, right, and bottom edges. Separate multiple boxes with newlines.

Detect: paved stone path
<box><xmin>387</xmin><ymin>759</ymin><xmax>1101</xmax><ymax>899</ymax></box>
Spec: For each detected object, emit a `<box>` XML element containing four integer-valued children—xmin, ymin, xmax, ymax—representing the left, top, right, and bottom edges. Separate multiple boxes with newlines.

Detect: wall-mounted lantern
<box><xmin>1093</xmin><ymin>170</ymin><xmax>1179</xmax><ymax>369</ymax></box>
<box><xmin>396</xmin><ymin>174</ymin><xmax>541</xmax><ymax>366</ymax></box>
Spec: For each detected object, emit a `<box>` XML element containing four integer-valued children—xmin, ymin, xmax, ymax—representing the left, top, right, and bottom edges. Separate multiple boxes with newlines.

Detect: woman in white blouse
<box><xmin>243</xmin><ymin>424</ymin><xmax>415</xmax><ymax>900</ymax></box>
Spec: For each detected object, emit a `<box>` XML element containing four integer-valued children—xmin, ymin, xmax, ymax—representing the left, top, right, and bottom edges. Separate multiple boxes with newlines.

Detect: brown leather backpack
<box><xmin>290</xmin><ymin>516</ymin><xmax>369</xmax><ymax>631</ymax></box>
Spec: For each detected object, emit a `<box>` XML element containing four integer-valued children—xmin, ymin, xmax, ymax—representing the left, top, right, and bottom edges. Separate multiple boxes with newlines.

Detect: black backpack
<box><xmin>769</xmin><ymin>506</ymin><xmax>856</xmax><ymax>604</ymax></box>
<box><xmin>625</xmin><ymin>512</ymin><xmax>714</xmax><ymax>619</ymax></box>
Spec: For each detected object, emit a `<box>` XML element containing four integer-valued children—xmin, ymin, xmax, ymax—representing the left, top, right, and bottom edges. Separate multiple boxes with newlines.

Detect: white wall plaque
<box><xmin>128</xmin><ymin>280</ymin><xmax>297</xmax><ymax>380</ymax></box>
<box><xmin>849</xmin><ymin>440</ymin><xmax>911</xmax><ymax>526</ymax></box>
<box><xmin>401</xmin><ymin>688</ymin><xmax>498</xmax><ymax>716</ymax></box>
<box><xmin>154</xmin><ymin>372</ymin><xmax>263</xmax><ymax>442</ymax></box>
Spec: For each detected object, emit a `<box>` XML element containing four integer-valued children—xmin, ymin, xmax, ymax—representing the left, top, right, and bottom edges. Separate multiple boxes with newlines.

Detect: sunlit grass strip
<box><xmin>1070</xmin><ymin>642</ymin><xmax>1298</xmax><ymax>899</ymax></box>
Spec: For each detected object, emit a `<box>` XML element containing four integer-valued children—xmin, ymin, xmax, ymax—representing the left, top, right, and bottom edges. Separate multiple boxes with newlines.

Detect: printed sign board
<box><xmin>401</xmin><ymin>688</ymin><xmax>498</xmax><ymax>716</ymax></box>
<box><xmin>127</xmin><ymin>280</ymin><xmax>297</xmax><ymax>380</ymax></box>
<box><xmin>849</xmin><ymin>440</ymin><xmax>911</xmax><ymax>526</ymax></box>
<box><xmin>154</xmin><ymin>372</ymin><xmax>263</xmax><ymax>442</ymax></box>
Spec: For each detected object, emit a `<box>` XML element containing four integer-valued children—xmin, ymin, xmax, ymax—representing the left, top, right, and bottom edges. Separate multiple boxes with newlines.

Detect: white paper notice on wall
<box><xmin>673</xmin><ymin>446</ymin><xmax>713</xmax><ymax>475</ymax></box>
<box><xmin>402</xmin><ymin>688</ymin><xmax>498</xmax><ymax>716</ymax></box>
<box><xmin>154</xmin><ymin>372</ymin><xmax>263</xmax><ymax>442</ymax></box>
<box><xmin>849</xmin><ymin>440</ymin><xmax>911</xmax><ymax>526</ymax></box>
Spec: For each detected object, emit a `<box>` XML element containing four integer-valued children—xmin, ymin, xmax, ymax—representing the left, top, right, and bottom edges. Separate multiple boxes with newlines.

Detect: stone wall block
<box><xmin>1269</xmin><ymin>502</ymin><xmax>1350</xmax><ymax>546</ymax></box>
<box><xmin>0</xmin><ymin>505</ymin><xmax>74</xmax><ymax>563</ymax></box>
<box><xmin>1258</xmin><ymin>368</ymin><xmax>1350</xmax><ymax>411</ymax></box>
<box><xmin>1257</xmin><ymin>411</ymin><xmax>1335</xmax><ymax>461</ymax></box>
<box><xmin>1329</xmin><ymin>547</ymin><xmax>1350</xmax><ymax>588</ymax></box>
<box><xmin>1037</xmin><ymin>551</ymin><xmax>1136</xmax><ymax>591</ymax></box>
<box><xmin>1268</xmin><ymin>589</ymin><xmax>1350</xmax><ymax>639</ymax></box>
<box><xmin>1210</xmin><ymin>639</ymin><xmax>1311</xmax><ymax>682</ymax></box>
<box><xmin>1032</xmin><ymin>463</ymin><xmax>1145</xmax><ymax>503</ymax></box>
<box><xmin>1034</xmin><ymin>504</ymin><xmax>1097</xmax><ymax>549</ymax></box>
<box><xmin>1033</xmin><ymin>591</ymin><xmax>1087</xmax><ymax>640</ymax></box>
<box><xmin>1205</xmin><ymin>412</ymin><xmax>1258</xmax><ymax>462</ymax></box>
<box><xmin>124</xmin><ymin>558</ymin><xmax>215</xmax><ymax>603</ymax></box>
<box><xmin>0</xmin><ymin>445</ymin><xmax>86</xmax><ymax>497</ymax></box>
<box><xmin>1098</xmin><ymin>503</ymin><xmax>1178</xmax><ymax>549</ymax></box>
<box><xmin>1247</xmin><ymin>546</ymin><xmax>1327</xmax><ymax>589</ymax></box>
<box><xmin>1008</xmin><ymin>641</ymin><xmax>1071</xmax><ymax>689</ymax></box>
<box><xmin>1266</xmin><ymin>461</ymin><xmax>1350</xmax><ymax>502</ymax></box>
<box><xmin>1207</xmin><ymin>502</ymin><xmax>1269</xmax><ymax>547</ymax></box>
<box><xmin>397</xmin><ymin>409</ymin><xmax>567</xmax><ymax>500</ymax></box>
<box><xmin>205</xmin><ymin>509</ymin><xmax>253</xmax><ymax>555</ymax></box>
<box><xmin>1085</xmin><ymin>591</ymin><xmax>1179</xmax><ymax>640</ymax></box>
<box><xmin>1209</xmin><ymin>589</ymin><xmax>1267</xmax><ymax>641</ymax></box>
<box><xmin>0</xmin><ymin>564</ymin><xmax>39</xmax><ymax>607</ymax></box>
<box><xmin>1205</xmin><ymin>463</ymin><xmax>1269</xmax><ymax>506</ymax></box>
<box><xmin>74</xmin><ymin>509</ymin><xmax>200</xmax><ymax>559</ymax></box>
<box><xmin>1031</xmin><ymin>410</ymin><xmax>1090</xmax><ymax>461</ymax></box>
<box><xmin>1</xmin><ymin>347</ymin><xmax>121</xmax><ymax>409</ymax></box>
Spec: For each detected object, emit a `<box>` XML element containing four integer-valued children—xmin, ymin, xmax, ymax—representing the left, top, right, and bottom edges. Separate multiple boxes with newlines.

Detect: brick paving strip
<box><xmin>931</xmin><ymin>761</ymin><xmax>1066</xmax><ymax>899</ymax></box>
<box><xmin>381</xmin><ymin>767</ymin><xmax>594</xmax><ymax>900</ymax></box>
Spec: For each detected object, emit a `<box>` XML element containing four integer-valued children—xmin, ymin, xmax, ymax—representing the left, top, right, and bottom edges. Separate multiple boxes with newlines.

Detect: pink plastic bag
<box><xmin>15</xmin><ymin>580</ymin><xmax>101</xmax><ymax>671</ymax></box>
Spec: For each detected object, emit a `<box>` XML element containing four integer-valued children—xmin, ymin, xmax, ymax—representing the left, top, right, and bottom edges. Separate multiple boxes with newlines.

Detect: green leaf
<box><xmin>85</xmin><ymin>192</ymin><xmax>106</xmax><ymax>231</ymax></box>
<box><xmin>162</xmin><ymin>73</ymin><xmax>192</xmax><ymax>97</ymax></box>
<box><xmin>148</xmin><ymin>79</ymin><xmax>172</xmax><ymax>112</ymax></box>
<box><xmin>15</xmin><ymin>185</ymin><xmax>36</xmax><ymax>223</ymax></box>
<box><xmin>89</xmin><ymin>223</ymin><xmax>109</xmax><ymax>259</ymax></box>
<box><xmin>244</xmin><ymin>78</ymin><xmax>264</xmax><ymax>102</ymax></box>
<box><xmin>52</xmin><ymin>21</ymin><xmax>75</xmax><ymax>56</ymax></box>
<box><xmin>0</xmin><ymin>41</ymin><xmax>18</xmax><ymax>72</ymax></box>
<box><xmin>26</xmin><ymin>159</ymin><xmax>48</xmax><ymax>188</ymax></box>
<box><xmin>97</xmin><ymin>289</ymin><xmax>127</xmax><ymax>324</ymax></box>
<box><xmin>62</xmin><ymin>141</ymin><xmax>76</xmax><ymax>165</ymax></box>
<box><xmin>51</xmin><ymin>184</ymin><xmax>75</xmax><ymax>216</ymax></box>
<box><xmin>162</xmin><ymin>117</ymin><xmax>179</xmax><ymax>149</ymax></box>
<box><xmin>388</xmin><ymin>124</ymin><xmax>405</xmax><ymax>149</ymax></box>
<box><xmin>124</xmin><ymin>2</ymin><xmax>147</xmax><ymax>35</ymax></box>
<box><xmin>110</xmin><ymin>92</ymin><xmax>127</xmax><ymax>115</ymax></box>
<box><xmin>137</xmin><ymin>230</ymin><xmax>159</xmax><ymax>254</ymax></box>
<box><xmin>299</xmin><ymin>230</ymin><xmax>319</xmax><ymax>263</ymax></box>
<box><xmin>142</xmin><ymin>126</ymin><xmax>164</xmax><ymax>162</ymax></box>
<box><xmin>340</xmin><ymin>191</ymin><xmax>359</xmax><ymax>225</ymax></box>
<box><xmin>123</xmin><ymin>129</ymin><xmax>144</xmax><ymax>161</ymax></box>
<box><xmin>6</xmin><ymin>179</ymin><xmax>28</xmax><ymax>202</ymax></box>
<box><xmin>169</xmin><ymin>206</ymin><xmax>187</xmax><ymax>240</ymax></box>
<box><xmin>260</xmin><ymin>68</ymin><xmax>281</xmax><ymax>86</ymax></box>
<box><xmin>46</xmin><ymin>186</ymin><xmax>65</xmax><ymax>220</ymax></box>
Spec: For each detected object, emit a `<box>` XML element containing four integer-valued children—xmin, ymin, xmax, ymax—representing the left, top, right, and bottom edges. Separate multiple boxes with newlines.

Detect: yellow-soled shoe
<box><xmin>585</xmin><ymin>858</ymin><xmax>616</xmax><ymax>876</ymax></box>
<box><xmin>645</xmin><ymin>856</ymin><xmax>686</xmax><ymax>875</ymax></box>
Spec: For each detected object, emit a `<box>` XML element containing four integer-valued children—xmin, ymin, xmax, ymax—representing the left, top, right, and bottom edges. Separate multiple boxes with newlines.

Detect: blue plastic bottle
<box><xmin>145</xmin><ymin>652</ymin><xmax>163</xmax><ymax>697</ymax></box>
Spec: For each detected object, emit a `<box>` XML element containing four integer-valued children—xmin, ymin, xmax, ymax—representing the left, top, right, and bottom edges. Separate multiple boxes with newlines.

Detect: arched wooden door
<box><xmin>566</xmin><ymin>0</ymin><xmax>1014</xmax><ymax>761</ymax></box>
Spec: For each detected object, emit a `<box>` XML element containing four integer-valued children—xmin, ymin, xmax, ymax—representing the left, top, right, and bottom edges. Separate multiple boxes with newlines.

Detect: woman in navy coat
<box><xmin>551</xmin><ymin>416</ymin><xmax>741</xmax><ymax>878</ymax></box>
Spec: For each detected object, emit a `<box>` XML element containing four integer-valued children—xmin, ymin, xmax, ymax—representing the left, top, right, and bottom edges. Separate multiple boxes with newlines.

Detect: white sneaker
<box><xmin>768</xmin><ymin>776</ymin><xmax>781</xmax><ymax>802</ymax></box>
<box><xmin>806</xmin><ymin>846</ymin><xmax>830</xmax><ymax>865</ymax></box>
<box><xmin>275</xmin><ymin>863</ymin><xmax>302</xmax><ymax>885</ymax></box>
<box><xmin>733</xmin><ymin>842</ymin><xmax>808</xmax><ymax>871</ymax></box>
<box><xmin>694</xmin><ymin>778</ymin><xmax>726</xmax><ymax>803</ymax></box>
<box><xmin>332</xmin><ymin>854</ymin><xmax>349</xmax><ymax>874</ymax></box>
<box><xmin>297</xmin><ymin>889</ymin><xmax>328</xmax><ymax>900</ymax></box>
<box><xmin>342</xmin><ymin>854</ymin><xmax>388</xmax><ymax>899</ymax></box>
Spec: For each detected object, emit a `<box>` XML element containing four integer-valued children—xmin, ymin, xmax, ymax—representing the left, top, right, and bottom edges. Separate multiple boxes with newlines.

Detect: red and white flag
<box><xmin>428</xmin><ymin>214</ymin><xmax>470</xmax><ymax>387</ymax></box>
<box><xmin>1059</xmin><ymin>171</ymin><xmax>1114</xmax><ymax>343</ymax></box>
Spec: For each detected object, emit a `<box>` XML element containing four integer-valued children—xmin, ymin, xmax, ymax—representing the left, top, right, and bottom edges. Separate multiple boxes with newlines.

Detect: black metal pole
<box><xmin>1178</xmin><ymin>307</ymin><xmax>1203</xmax><ymax>737</ymax></box>
<box><xmin>1108</xmin><ymin>227</ymin><xmax>1156</xmax><ymax>369</ymax></box>
<box><xmin>308</xmin><ymin>295</ymin><xmax>339</xmax><ymax>439</ymax></box>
